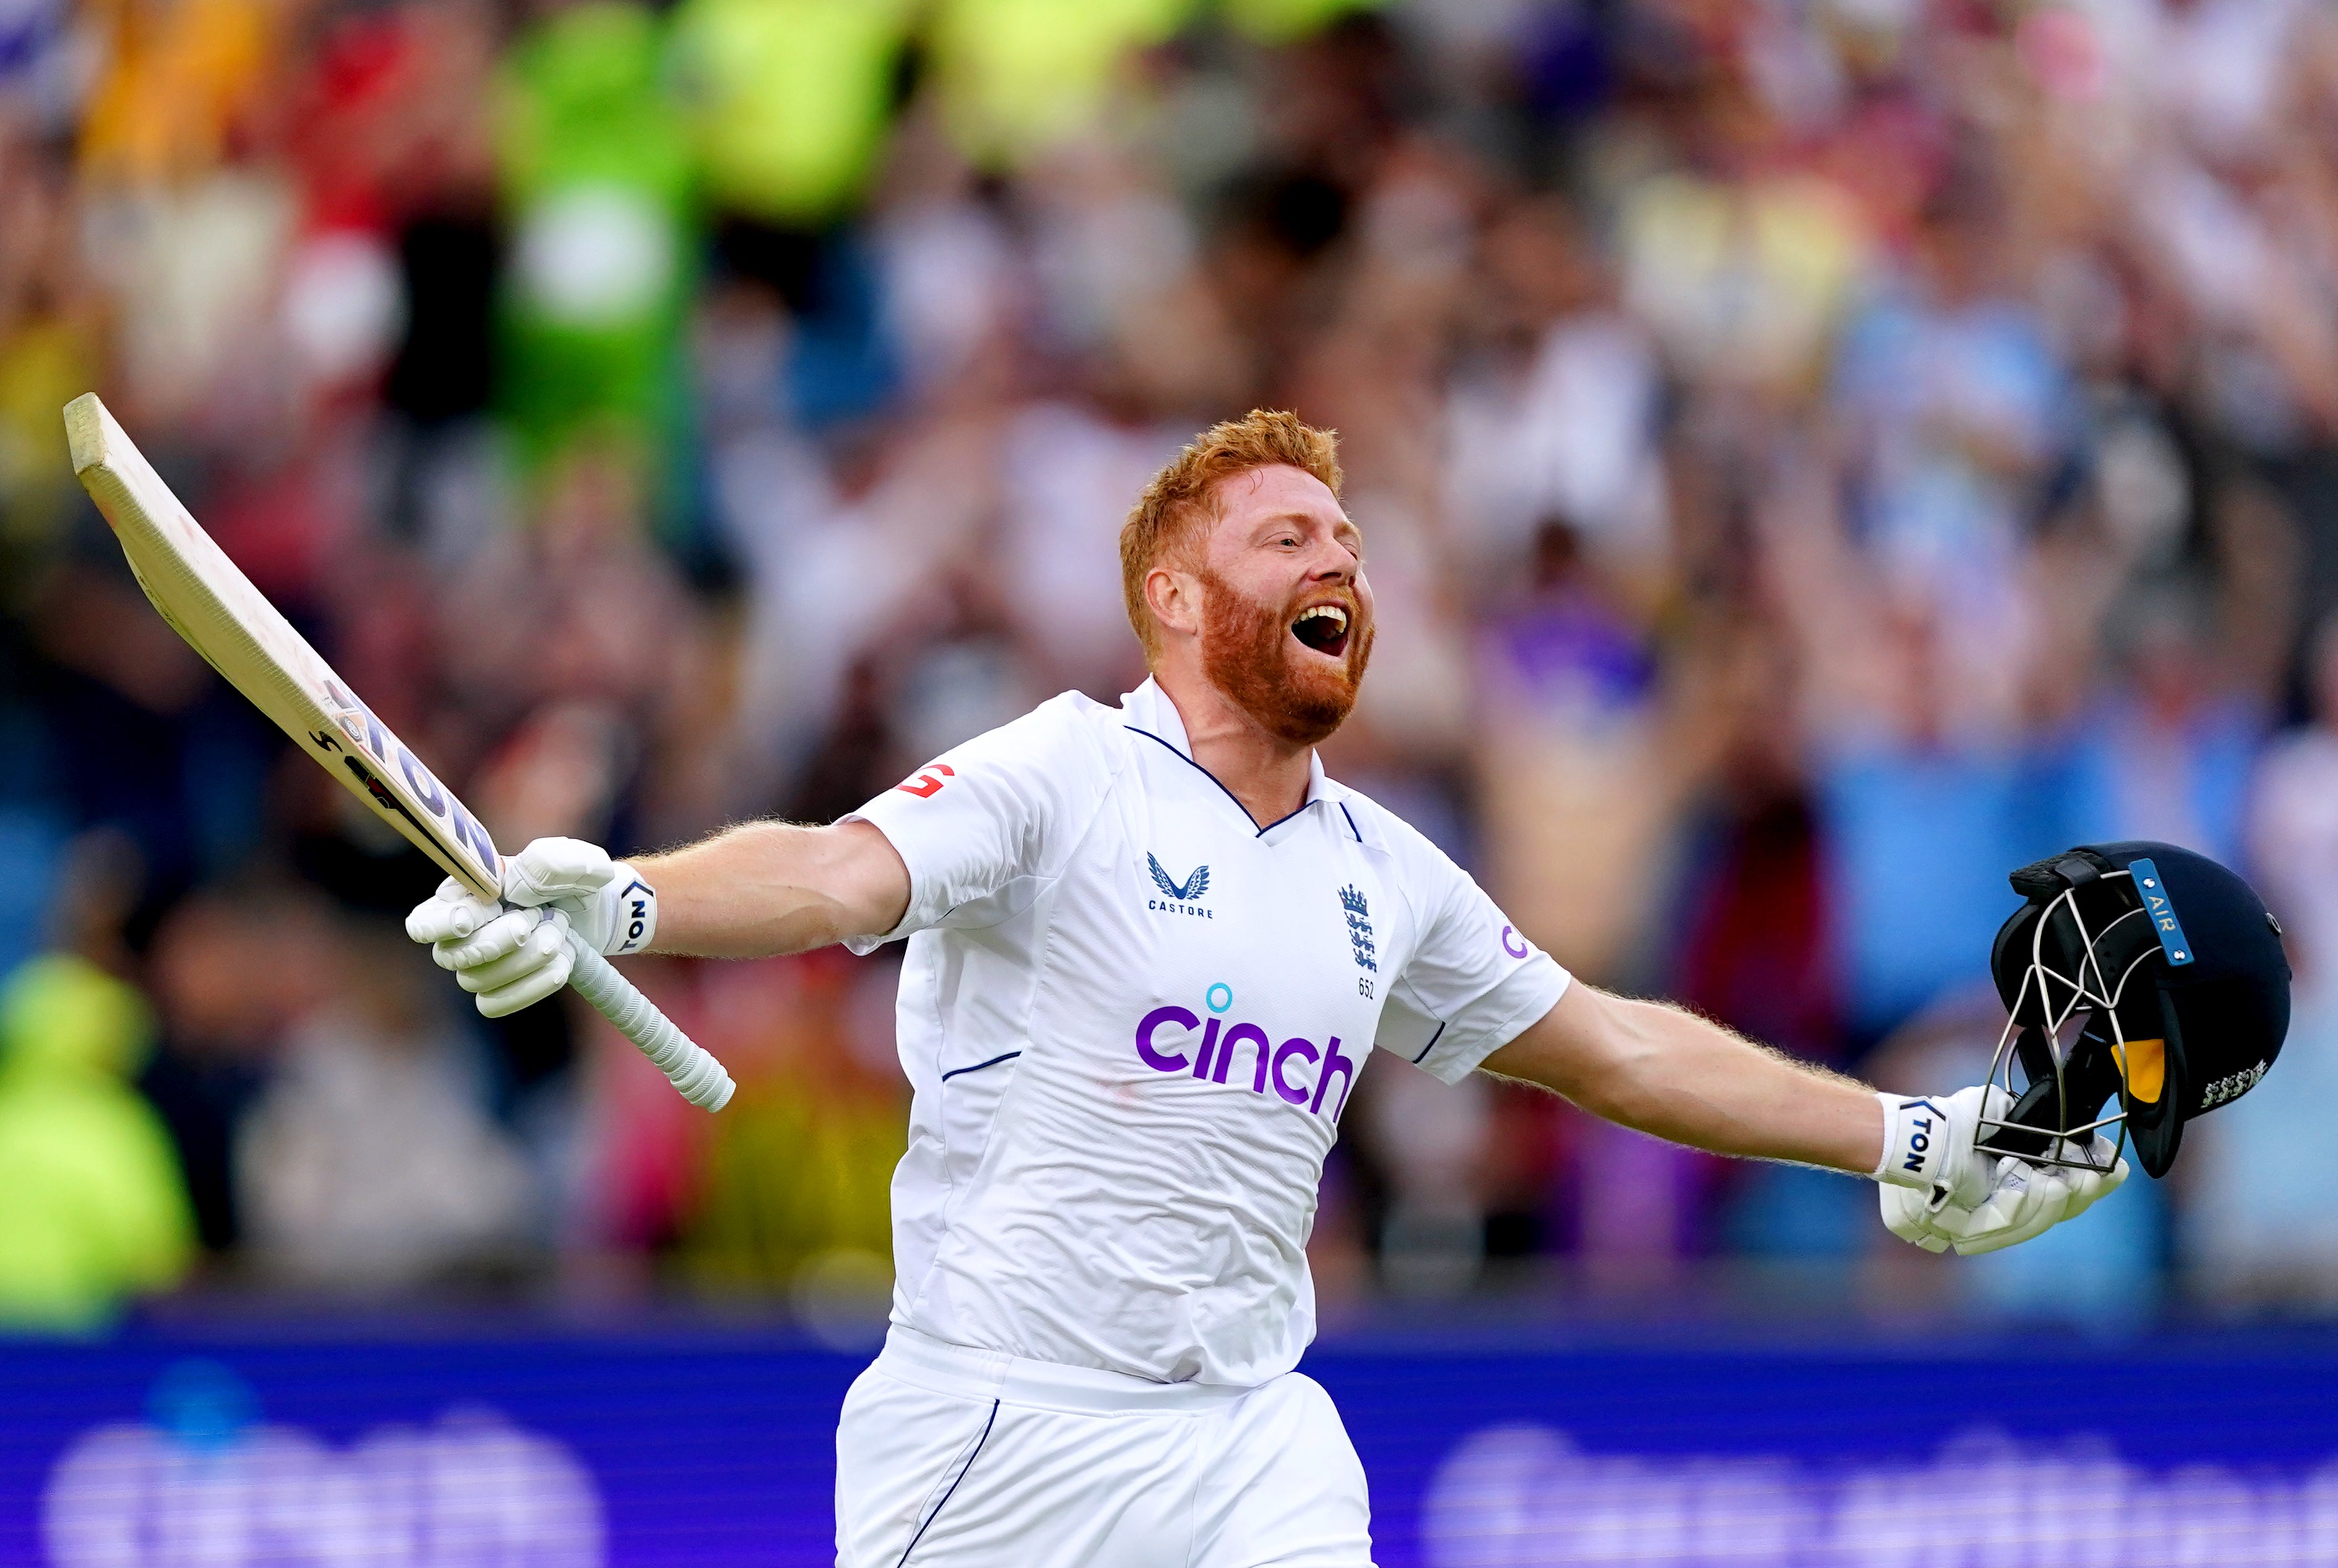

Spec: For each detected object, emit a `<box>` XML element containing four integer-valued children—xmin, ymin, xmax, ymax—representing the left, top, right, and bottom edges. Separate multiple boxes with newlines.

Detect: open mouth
<box><xmin>1290</xmin><ymin>604</ymin><xmax>1350</xmax><ymax>658</ymax></box>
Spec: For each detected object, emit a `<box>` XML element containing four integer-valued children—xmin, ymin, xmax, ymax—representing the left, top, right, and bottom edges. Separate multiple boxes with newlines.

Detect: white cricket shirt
<box><xmin>844</xmin><ymin>679</ymin><xmax>1570</xmax><ymax>1388</ymax></box>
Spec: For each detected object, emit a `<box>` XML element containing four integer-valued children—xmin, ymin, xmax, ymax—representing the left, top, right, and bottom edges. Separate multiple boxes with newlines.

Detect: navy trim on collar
<box><xmin>1256</xmin><ymin>801</ymin><xmax>1312</xmax><ymax>836</ymax></box>
<box><xmin>1127</xmin><ymin>726</ymin><xmax>1262</xmax><ymax>830</ymax></box>
<box><xmin>1125</xmin><ymin>725</ymin><xmax>1323</xmax><ymax>840</ymax></box>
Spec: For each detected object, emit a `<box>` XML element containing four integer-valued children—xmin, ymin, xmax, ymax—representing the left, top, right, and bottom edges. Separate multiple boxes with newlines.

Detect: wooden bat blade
<box><xmin>64</xmin><ymin>392</ymin><xmax>734</xmax><ymax>1113</ymax></box>
<box><xmin>65</xmin><ymin>393</ymin><xmax>504</xmax><ymax>902</ymax></box>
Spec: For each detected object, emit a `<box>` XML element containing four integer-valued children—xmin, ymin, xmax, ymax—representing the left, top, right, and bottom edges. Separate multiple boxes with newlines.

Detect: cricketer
<box><xmin>406</xmin><ymin>410</ymin><xmax>2128</xmax><ymax>1567</ymax></box>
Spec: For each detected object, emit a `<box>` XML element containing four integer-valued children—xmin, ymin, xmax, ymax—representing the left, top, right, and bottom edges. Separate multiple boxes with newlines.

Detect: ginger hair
<box><xmin>1118</xmin><ymin>410</ymin><xmax>1344</xmax><ymax>664</ymax></box>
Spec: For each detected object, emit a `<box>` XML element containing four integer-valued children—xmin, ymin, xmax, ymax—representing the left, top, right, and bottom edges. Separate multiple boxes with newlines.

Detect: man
<box><xmin>408</xmin><ymin>412</ymin><xmax>2123</xmax><ymax>1566</ymax></box>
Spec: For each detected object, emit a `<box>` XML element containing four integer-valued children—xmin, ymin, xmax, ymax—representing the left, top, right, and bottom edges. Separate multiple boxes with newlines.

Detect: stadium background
<box><xmin>6</xmin><ymin>0</ymin><xmax>2338</xmax><ymax>1559</ymax></box>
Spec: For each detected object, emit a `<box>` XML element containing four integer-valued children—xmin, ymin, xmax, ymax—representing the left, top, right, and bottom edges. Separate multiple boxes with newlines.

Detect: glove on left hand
<box><xmin>1872</xmin><ymin>1085</ymin><xmax>2004</xmax><ymax>1211</ymax></box>
<box><xmin>1881</xmin><ymin>1136</ymin><xmax>2128</xmax><ymax>1255</ymax></box>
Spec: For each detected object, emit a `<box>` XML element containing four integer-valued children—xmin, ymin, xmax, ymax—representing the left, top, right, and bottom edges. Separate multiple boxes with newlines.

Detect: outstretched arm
<box><xmin>406</xmin><ymin>821</ymin><xmax>910</xmax><ymax>1017</ymax></box>
<box><xmin>1478</xmin><ymin>982</ymin><xmax>1884</xmax><ymax>1174</ymax></box>
<box><xmin>415</xmin><ymin>697</ymin><xmax>1084</xmax><ymax>1009</ymax></box>
<box><xmin>1479</xmin><ymin>982</ymin><xmax>2128</xmax><ymax>1255</ymax></box>
<box><xmin>638</xmin><ymin>819</ymin><xmax>910</xmax><ymax>958</ymax></box>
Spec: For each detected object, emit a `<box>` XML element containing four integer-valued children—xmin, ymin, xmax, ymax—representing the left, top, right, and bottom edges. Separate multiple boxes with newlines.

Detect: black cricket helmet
<box><xmin>1984</xmin><ymin>840</ymin><xmax>2290</xmax><ymax>1179</ymax></box>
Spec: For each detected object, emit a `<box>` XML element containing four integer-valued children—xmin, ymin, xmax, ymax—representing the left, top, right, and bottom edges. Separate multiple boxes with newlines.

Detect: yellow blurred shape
<box><xmin>670</xmin><ymin>0</ymin><xmax>916</xmax><ymax>227</ymax></box>
<box><xmin>0</xmin><ymin>319</ymin><xmax>95</xmax><ymax>551</ymax></box>
<box><xmin>930</xmin><ymin>0</ymin><xmax>1196</xmax><ymax>168</ymax></box>
<box><xmin>78</xmin><ymin>0</ymin><xmax>277</xmax><ymax>186</ymax></box>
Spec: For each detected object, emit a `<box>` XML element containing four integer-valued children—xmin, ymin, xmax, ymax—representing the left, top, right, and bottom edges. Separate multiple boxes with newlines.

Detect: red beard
<box><xmin>1198</xmin><ymin>569</ymin><xmax>1375</xmax><ymax>747</ymax></box>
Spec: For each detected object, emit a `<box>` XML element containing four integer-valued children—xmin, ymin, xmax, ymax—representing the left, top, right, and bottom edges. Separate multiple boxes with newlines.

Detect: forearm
<box><xmin>1483</xmin><ymin>986</ymin><xmax>1886</xmax><ymax>1175</ymax></box>
<box><xmin>634</xmin><ymin>819</ymin><xmax>909</xmax><ymax>958</ymax></box>
<box><xmin>1594</xmin><ymin>997</ymin><xmax>1883</xmax><ymax>1172</ymax></box>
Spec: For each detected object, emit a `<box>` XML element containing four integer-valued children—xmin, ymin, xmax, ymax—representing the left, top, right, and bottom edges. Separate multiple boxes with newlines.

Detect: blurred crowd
<box><xmin>4</xmin><ymin>0</ymin><xmax>2338</xmax><ymax>1334</ymax></box>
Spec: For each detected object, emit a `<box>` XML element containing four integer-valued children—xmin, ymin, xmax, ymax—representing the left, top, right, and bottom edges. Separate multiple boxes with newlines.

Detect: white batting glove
<box><xmin>406</xmin><ymin>880</ymin><xmax>575</xmax><ymax>1018</ymax></box>
<box><xmin>1873</xmin><ymin>1085</ymin><xmax>2003</xmax><ymax>1213</ymax></box>
<box><xmin>402</xmin><ymin>839</ymin><xmax>657</xmax><ymax>1020</ymax></box>
<box><xmin>1873</xmin><ymin>1084</ymin><xmax>2130</xmax><ymax>1255</ymax></box>
<box><xmin>1902</xmin><ymin>1139</ymin><xmax>2129</xmax><ymax>1256</ymax></box>
<box><xmin>498</xmin><ymin>837</ymin><xmax>657</xmax><ymax>957</ymax></box>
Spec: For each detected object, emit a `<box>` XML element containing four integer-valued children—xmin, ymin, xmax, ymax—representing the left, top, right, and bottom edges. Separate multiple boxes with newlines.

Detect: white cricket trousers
<box><xmin>834</xmin><ymin>1325</ymin><xmax>1376</xmax><ymax>1567</ymax></box>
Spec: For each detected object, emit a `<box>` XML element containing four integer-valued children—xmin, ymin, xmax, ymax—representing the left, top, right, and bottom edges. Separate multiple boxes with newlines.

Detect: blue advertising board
<box><xmin>7</xmin><ymin>1327</ymin><xmax>2338</xmax><ymax>1565</ymax></box>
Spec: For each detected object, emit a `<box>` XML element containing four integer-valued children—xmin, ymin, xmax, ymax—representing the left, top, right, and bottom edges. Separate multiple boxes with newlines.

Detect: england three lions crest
<box><xmin>1339</xmin><ymin>886</ymin><xmax>1376</xmax><ymax>973</ymax></box>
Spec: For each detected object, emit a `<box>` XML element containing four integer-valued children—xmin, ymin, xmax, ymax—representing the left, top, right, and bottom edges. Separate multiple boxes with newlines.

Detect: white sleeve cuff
<box><xmin>1421</xmin><ymin>957</ymin><xmax>1571</xmax><ymax>1085</ymax></box>
<box><xmin>838</xmin><ymin>813</ymin><xmax>920</xmax><ymax>955</ymax></box>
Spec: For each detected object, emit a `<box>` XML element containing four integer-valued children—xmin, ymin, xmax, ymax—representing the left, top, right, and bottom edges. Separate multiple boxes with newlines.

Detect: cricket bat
<box><xmin>65</xmin><ymin>392</ymin><xmax>734</xmax><ymax>1112</ymax></box>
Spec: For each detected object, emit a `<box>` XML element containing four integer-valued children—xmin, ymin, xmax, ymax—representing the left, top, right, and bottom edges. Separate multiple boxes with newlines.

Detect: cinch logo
<box><xmin>1133</xmin><ymin>999</ymin><xmax>1356</xmax><ymax>1121</ymax></box>
<box><xmin>1147</xmin><ymin>855</ymin><xmax>1213</xmax><ymax>918</ymax></box>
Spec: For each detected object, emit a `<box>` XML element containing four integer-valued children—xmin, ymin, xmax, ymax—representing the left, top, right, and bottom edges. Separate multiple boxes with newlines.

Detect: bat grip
<box><xmin>561</xmin><ymin>930</ymin><xmax>736</xmax><ymax>1113</ymax></box>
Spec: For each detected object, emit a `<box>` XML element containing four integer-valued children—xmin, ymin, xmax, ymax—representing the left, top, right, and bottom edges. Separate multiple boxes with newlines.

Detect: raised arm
<box><xmin>639</xmin><ymin>819</ymin><xmax>909</xmax><ymax>958</ymax></box>
<box><xmin>1479</xmin><ymin>982</ymin><xmax>1884</xmax><ymax>1173</ymax></box>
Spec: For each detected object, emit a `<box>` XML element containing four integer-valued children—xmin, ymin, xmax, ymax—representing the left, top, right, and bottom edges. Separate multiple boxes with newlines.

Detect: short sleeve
<box><xmin>839</xmin><ymin>697</ymin><xmax>1110</xmax><ymax>954</ymax></box>
<box><xmin>1372</xmin><ymin>832</ymin><xmax>1570</xmax><ymax>1084</ymax></box>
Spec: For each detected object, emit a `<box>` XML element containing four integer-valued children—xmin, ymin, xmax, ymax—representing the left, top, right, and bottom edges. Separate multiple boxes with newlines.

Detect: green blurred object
<box><xmin>930</xmin><ymin>0</ymin><xmax>1198</xmax><ymax>168</ymax></box>
<box><xmin>496</xmin><ymin>1</ymin><xmax>696</xmax><ymax>512</ymax></box>
<box><xmin>0</xmin><ymin>955</ymin><xmax>194</xmax><ymax>1333</ymax></box>
<box><xmin>1220</xmin><ymin>0</ymin><xmax>1384</xmax><ymax>43</ymax></box>
<box><xmin>668</xmin><ymin>0</ymin><xmax>914</xmax><ymax>228</ymax></box>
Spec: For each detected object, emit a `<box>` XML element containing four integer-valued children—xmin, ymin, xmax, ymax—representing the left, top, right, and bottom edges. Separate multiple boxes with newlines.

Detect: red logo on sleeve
<box><xmin>896</xmin><ymin>763</ymin><xmax>955</xmax><ymax>799</ymax></box>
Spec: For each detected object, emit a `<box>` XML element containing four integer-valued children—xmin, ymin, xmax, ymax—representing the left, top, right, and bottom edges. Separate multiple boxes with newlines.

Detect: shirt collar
<box><xmin>1304</xmin><ymin>748</ymin><xmax>1335</xmax><ymax>808</ymax></box>
<box><xmin>1121</xmin><ymin>677</ymin><xmax>1191</xmax><ymax>755</ymax></box>
<box><xmin>1120</xmin><ymin>677</ymin><xmax>1346</xmax><ymax>819</ymax></box>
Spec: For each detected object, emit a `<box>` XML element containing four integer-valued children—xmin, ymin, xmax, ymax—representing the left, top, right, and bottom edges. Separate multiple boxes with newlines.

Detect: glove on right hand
<box><xmin>500</xmin><ymin>836</ymin><xmax>657</xmax><ymax>956</ymax></box>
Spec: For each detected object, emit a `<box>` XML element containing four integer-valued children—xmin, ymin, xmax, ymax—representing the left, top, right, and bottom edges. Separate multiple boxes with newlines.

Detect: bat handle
<box><xmin>560</xmin><ymin>930</ymin><xmax>736</xmax><ymax>1113</ymax></box>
